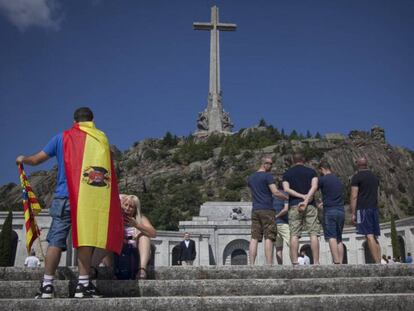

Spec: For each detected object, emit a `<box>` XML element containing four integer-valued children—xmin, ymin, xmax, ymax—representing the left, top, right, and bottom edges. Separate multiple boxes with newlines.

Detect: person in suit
<box><xmin>178</xmin><ymin>232</ymin><xmax>196</xmax><ymax>266</ymax></box>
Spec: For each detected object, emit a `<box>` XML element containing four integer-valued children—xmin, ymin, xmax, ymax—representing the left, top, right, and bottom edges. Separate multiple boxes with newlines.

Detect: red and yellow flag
<box><xmin>18</xmin><ymin>164</ymin><xmax>41</xmax><ymax>253</ymax></box>
<box><xmin>63</xmin><ymin>122</ymin><xmax>123</xmax><ymax>254</ymax></box>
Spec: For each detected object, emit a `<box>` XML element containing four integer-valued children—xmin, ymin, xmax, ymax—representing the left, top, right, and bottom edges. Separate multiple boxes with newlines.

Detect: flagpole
<box><xmin>18</xmin><ymin>164</ymin><xmax>45</xmax><ymax>261</ymax></box>
<box><xmin>36</xmin><ymin>227</ymin><xmax>46</xmax><ymax>262</ymax></box>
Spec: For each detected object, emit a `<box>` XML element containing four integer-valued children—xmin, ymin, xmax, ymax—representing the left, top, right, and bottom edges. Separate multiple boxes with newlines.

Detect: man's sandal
<box><xmin>136</xmin><ymin>267</ymin><xmax>147</xmax><ymax>280</ymax></box>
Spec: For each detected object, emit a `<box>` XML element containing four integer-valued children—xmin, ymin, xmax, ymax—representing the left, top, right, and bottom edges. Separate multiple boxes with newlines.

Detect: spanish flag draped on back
<box><xmin>63</xmin><ymin>121</ymin><xmax>123</xmax><ymax>254</ymax></box>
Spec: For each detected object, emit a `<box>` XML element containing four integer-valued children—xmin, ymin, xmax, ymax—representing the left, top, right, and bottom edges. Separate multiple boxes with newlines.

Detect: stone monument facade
<box><xmin>2</xmin><ymin>207</ymin><xmax>414</xmax><ymax>267</ymax></box>
<box><xmin>194</xmin><ymin>6</ymin><xmax>235</xmax><ymax>135</ymax></box>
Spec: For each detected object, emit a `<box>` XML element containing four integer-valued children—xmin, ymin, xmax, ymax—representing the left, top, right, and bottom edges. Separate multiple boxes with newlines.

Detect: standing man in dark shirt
<box><xmin>350</xmin><ymin>157</ymin><xmax>381</xmax><ymax>263</ymax></box>
<box><xmin>178</xmin><ymin>232</ymin><xmax>196</xmax><ymax>266</ymax></box>
<box><xmin>283</xmin><ymin>153</ymin><xmax>319</xmax><ymax>265</ymax></box>
<box><xmin>247</xmin><ymin>156</ymin><xmax>288</xmax><ymax>265</ymax></box>
<box><xmin>273</xmin><ymin>180</ymin><xmax>290</xmax><ymax>265</ymax></box>
<box><xmin>318</xmin><ymin>161</ymin><xmax>345</xmax><ymax>264</ymax></box>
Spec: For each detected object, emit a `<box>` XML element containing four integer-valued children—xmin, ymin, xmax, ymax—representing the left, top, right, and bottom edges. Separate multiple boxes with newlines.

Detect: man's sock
<box><xmin>42</xmin><ymin>274</ymin><xmax>54</xmax><ymax>288</ymax></box>
<box><xmin>78</xmin><ymin>275</ymin><xmax>90</xmax><ymax>287</ymax></box>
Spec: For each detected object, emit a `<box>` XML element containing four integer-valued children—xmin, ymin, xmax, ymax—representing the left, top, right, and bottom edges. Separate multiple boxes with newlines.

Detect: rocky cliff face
<box><xmin>1</xmin><ymin>126</ymin><xmax>413</xmax><ymax>228</ymax></box>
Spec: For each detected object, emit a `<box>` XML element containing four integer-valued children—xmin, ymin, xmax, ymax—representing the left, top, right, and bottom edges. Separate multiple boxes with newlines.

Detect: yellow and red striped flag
<box><xmin>63</xmin><ymin>121</ymin><xmax>123</xmax><ymax>254</ymax></box>
<box><xmin>18</xmin><ymin>164</ymin><xmax>42</xmax><ymax>253</ymax></box>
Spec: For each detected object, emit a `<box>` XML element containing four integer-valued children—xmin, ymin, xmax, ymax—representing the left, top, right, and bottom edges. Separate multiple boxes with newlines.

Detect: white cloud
<box><xmin>0</xmin><ymin>0</ymin><xmax>62</xmax><ymax>31</ymax></box>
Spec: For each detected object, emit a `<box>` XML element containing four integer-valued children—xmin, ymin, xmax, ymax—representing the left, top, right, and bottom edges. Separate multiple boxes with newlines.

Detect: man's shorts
<box><xmin>47</xmin><ymin>198</ymin><xmax>71</xmax><ymax>251</ymax></box>
<box><xmin>322</xmin><ymin>206</ymin><xmax>345</xmax><ymax>242</ymax></box>
<box><xmin>251</xmin><ymin>209</ymin><xmax>277</xmax><ymax>241</ymax></box>
<box><xmin>275</xmin><ymin>223</ymin><xmax>290</xmax><ymax>248</ymax></box>
<box><xmin>289</xmin><ymin>204</ymin><xmax>320</xmax><ymax>238</ymax></box>
<box><xmin>357</xmin><ymin>208</ymin><xmax>380</xmax><ymax>237</ymax></box>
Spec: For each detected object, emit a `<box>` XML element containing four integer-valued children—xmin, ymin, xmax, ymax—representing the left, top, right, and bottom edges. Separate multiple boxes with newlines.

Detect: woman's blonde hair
<box><xmin>120</xmin><ymin>194</ymin><xmax>142</xmax><ymax>223</ymax></box>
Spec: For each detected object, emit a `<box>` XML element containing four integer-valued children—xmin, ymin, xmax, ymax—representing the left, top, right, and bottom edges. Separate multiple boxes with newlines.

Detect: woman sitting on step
<box><xmin>118</xmin><ymin>194</ymin><xmax>157</xmax><ymax>279</ymax></box>
<box><xmin>91</xmin><ymin>194</ymin><xmax>157</xmax><ymax>279</ymax></box>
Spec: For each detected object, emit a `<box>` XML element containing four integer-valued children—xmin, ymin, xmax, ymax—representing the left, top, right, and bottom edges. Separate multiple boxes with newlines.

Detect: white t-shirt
<box><xmin>298</xmin><ymin>255</ymin><xmax>310</xmax><ymax>265</ymax></box>
<box><xmin>124</xmin><ymin>226</ymin><xmax>138</xmax><ymax>246</ymax></box>
<box><xmin>184</xmin><ymin>240</ymin><xmax>190</xmax><ymax>248</ymax></box>
<box><xmin>25</xmin><ymin>256</ymin><xmax>40</xmax><ymax>267</ymax></box>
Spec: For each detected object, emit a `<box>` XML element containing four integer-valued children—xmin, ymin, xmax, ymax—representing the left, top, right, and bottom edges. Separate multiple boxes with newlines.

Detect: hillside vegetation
<box><xmin>1</xmin><ymin>122</ymin><xmax>413</xmax><ymax>230</ymax></box>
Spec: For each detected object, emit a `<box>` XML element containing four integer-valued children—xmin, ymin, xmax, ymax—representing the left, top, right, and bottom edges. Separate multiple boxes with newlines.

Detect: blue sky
<box><xmin>0</xmin><ymin>0</ymin><xmax>413</xmax><ymax>185</ymax></box>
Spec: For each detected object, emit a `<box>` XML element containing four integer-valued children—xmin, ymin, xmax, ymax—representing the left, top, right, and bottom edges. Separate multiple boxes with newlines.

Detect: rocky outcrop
<box><xmin>1</xmin><ymin>126</ymin><xmax>413</xmax><ymax>224</ymax></box>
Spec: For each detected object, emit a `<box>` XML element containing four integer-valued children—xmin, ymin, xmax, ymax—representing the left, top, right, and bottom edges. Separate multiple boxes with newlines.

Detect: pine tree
<box><xmin>306</xmin><ymin>130</ymin><xmax>312</xmax><ymax>138</ymax></box>
<box><xmin>0</xmin><ymin>211</ymin><xmax>13</xmax><ymax>266</ymax></box>
<box><xmin>162</xmin><ymin>131</ymin><xmax>178</xmax><ymax>147</ymax></box>
<box><xmin>390</xmin><ymin>214</ymin><xmax>400</xmax><ymax>259</ymax></box>
<box><xmin>258</xmin><ymin>118</ymin><xmax>267</xmax><ymax>127</ymax></box>
<box><xmin>289</xmin><ymin>130</ymin><xmax>299</xmax><ymax>140</ymax></box>
<box><xmin>315</xmin><ymin>132</ymin><xmax>322</xmax><ymax>139</ymax></box>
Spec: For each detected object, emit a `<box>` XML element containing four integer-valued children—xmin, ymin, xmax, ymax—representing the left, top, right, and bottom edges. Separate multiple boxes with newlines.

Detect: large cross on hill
<box><xmin>194</xmin><ymin>6</ymin><xmax>236</xmax><ymax>134</ymax></box>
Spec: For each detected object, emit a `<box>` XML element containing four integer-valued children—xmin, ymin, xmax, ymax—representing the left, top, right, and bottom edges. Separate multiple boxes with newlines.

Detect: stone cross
<box><xmin>194</xmin><ymin>6</ymin><xmax>236</xmax><ymax>134</ymax></box>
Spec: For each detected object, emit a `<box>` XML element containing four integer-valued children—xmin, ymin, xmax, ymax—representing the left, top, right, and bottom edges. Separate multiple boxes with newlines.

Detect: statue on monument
<box><xmin>222</xmin><ymin>110</ymin><xmax>233</xmax><ymax>132</ymax></box>
<box><xmin>197</xmin><ymin>111</ymin><xmax>209</xmax><ymax>131</ymax></box>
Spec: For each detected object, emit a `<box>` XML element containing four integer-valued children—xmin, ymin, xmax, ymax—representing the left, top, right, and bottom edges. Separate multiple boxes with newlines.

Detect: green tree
<box><xmin>390</xmin><ymin>214</ymin><xmax>400</xmax><ymax>259</ymax></box>
<box><xmin>162</xmin><ymin>131</ymin><xmax>178</xmax><ymax>148</ymax></box>
<box><xmin>289</xmin><ymin>130</ymin><xmax>299</xmax><ymax>140</ymax></box>
<box><xmin>315</xmin><ymin>132</ymin><xmax>322</xmax><ymax>139</ymax></box>
<box><xmin>302</xmin><ymin>144</ymin><xmax>324</xmax><ymax>161</ymax></box>
<box><xmin>306</xmin><ymin>130</ymin><xmax>312</xmax><ymax>138</ymax></box>
<box><xmin>0</xmin><ymin>211</ymin><xmax>13</xmax><ymax>266</ymax></box>
<box><xmin>281</xmin><ymin>128</ymin><xmax>286</xmax><ymax>139</ymax></box>
<box><xmin>258</xmin><ymin>118</ymin><xmax>267</xmax><ymax>127</ymax></box>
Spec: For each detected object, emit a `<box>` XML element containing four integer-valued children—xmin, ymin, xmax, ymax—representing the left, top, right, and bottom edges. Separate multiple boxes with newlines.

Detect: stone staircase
<box><xmin>1</xmin><ymin>265</ymin><xmax>414</xmax><ymax>310</ymax></box>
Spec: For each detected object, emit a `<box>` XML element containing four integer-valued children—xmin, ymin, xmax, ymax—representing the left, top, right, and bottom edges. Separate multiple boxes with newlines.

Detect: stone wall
<box><xmin>2</xmin><ymin>203</ymin><xmax>413</xmax><ymax>267</ymax></box>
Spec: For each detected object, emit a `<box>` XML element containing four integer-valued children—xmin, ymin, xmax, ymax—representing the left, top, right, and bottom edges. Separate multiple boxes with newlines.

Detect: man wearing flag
<box><xmin>16</xmin><ymin>107</ymin><xmax>123</xmax><ymax>299</ymax></box>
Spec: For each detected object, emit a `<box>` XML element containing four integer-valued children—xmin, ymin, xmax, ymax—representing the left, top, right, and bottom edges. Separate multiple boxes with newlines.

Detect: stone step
<box><xmin>0</xmin><ymin>294</ymin><xmax>413</xmax><ymax>311</ymax></box>
<box><xmin>1</xmin><ymin>264</ymin><xmax>413</xmax><ymax>281</ymax></box>
<box><xmin>1</xmin><ymin>276</ymin><xmax>413</xmax><ymax>298</ymax></box>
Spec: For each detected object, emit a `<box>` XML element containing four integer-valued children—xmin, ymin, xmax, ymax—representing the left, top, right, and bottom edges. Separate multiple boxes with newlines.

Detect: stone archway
<box><xmin>231</xmin><ymin>249</ymin><xmax>248</xmax><ymax>265</ymax></box>
<box><xmin>171</xmin><ymin>244</ymin><xmax>181</xmax><ymax>266</ymax></box>
<box><xmin>398</xmin><ymin>236</ymin><xmax>406</xmax><ymax>262</ymax></box>
<box><xmin>300</xmin><ymin>244</ymin><xmax>313</xmax><ymax>264</ymax></box>
<box><xmin>223</xmin><ymin>239</ymin><xmax>250</xmax><ymax>265</ymax></box>
<box><xmin>10</xmin><ymin>230</ymin><xmax>18</xmax><ymax>266</ymax></box>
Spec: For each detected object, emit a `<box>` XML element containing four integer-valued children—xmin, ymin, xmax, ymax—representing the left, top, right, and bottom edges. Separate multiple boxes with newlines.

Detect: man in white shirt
<box><xmin>298</xmin><ymin>250</ymin><xmax>310</xmax><ymax>265</ymax></box>
<box><xmin>24</xmin><ymin>250</ymin><xmax>41</xmax><ymax>268</ymax></box>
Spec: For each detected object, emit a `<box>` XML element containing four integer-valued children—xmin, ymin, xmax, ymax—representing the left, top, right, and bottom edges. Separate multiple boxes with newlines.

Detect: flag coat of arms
<box><xmin>63</xmin><ymin>122</ymin><xmax>123</xmax><ymax>254</ymax></box>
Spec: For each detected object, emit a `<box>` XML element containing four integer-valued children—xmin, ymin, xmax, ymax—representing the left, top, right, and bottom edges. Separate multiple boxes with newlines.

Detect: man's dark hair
<box><xmin>292</xmin><ymin>152</ymin><xmax>305</xmax><ymax>164</ymax></box>
<box><xmin>74</xmin><ymin>107</ymin><xmax>94</xmax><ymax>122</ymax></box>
<box><xmin>318</xmin><ymin>160</ymin><xmax>331</xmax><ymax>170</ymax></box>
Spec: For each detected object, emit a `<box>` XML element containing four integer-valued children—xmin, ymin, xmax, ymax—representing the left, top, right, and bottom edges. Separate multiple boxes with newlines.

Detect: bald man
<box><xmin>350</xmin><ymin>157</ymin><xmax>381</xmax><ymax>263</ymax></box>
<box><xmin>247</xmin><ymin>156</ymin><xmax>288</xmax><ymax>265</ymax></box>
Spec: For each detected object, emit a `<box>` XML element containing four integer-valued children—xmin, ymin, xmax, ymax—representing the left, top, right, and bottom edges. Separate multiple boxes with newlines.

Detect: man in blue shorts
<box><xmin>318</xmin><ymin>161</ymin><xmax>345</xmax><ymax>264</ymax></box>
<box><xmin>273</xmin><ymin>180</ymin><xmax>290</xmax><ymax>265</ymax></box>
<box><xmin>16</xmin><ymin>107</ymin><xmax>103</xmax><ymax>298</ymax></box>
<box><xmin>247</xmin><ymin>156</ymin><xmax>288</xmax><ymax>265</ymax></box>
<box><xmin>350</xmin><ymin>156</ymin><xmax>381</xmax><ymax>263</ymax></box>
